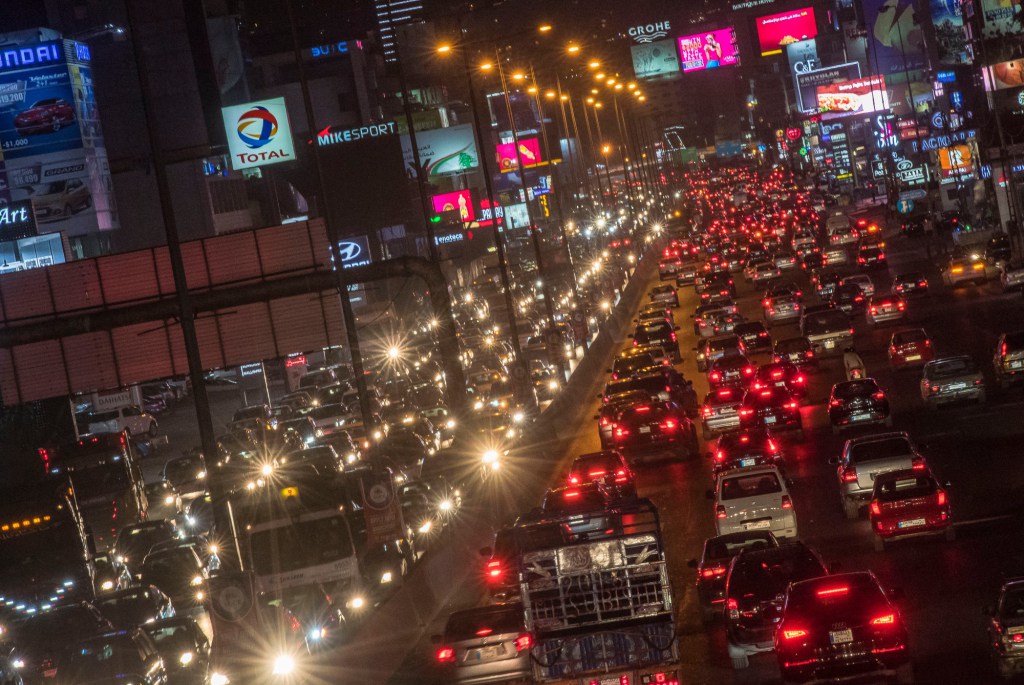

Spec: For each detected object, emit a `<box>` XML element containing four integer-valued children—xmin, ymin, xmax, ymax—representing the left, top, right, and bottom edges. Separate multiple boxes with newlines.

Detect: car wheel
<box><xmin>945</xmin><ymin>525</ymin><xmax>957</xmax><ymax>542</ymax></box>
<box><xmin>893</xmin><ymin>661</ymin><xmax>914</xmax><ymax>684</ymax></box>
<box><xmin>730</xmin><ymin>653</ymin><xmax>749</xmax><ymax>670</ymax></box>
<box><xmin>874</xmin><ymin>536</ymin><xmax>886</xmax><ymax>552</ymax></box>
<box><xmin>843</xmin><ymin>498</ymin><xmax>860</xmax><ymax>520</ymax></box>
<box><xmin>148</xmin><ymin>422</ymin><xmax>158</xmax><ymax>438</ymax></box>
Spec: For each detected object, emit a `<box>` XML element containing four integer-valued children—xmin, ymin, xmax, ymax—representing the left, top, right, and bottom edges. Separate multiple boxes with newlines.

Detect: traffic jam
<box><xmin>3</xmin><ymin>165</ymin><xmax>1024</xmax><ymax>685</ymax></box>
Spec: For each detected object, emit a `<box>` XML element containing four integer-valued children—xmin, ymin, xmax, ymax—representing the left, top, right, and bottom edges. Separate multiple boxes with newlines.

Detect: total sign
<box><xmin>222</xmin><ymin>97</ymin><xmax>296</xmax><ymax>171</ymax></box>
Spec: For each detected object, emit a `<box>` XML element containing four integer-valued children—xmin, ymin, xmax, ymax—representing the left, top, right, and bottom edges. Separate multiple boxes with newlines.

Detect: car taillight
<box><xmin>568</xmin><ymin>475</ymin><xmax>580</xmax><ymax>484</ymax></box>
<box><xmin>784</xmin><ymin>401</ymin><xmax>798</xmax><ymax>410</ymax></box>
<box><xmin>615</xmin><ymin>427</ymin><xmax>630</xmax><ymax>439</ymax></box>
<box><xmin>911</xmin><ymin>456</ymin><xmax>925</xmax><ymax>470</ymax></box>
<box><xmin>929</xmin><ymin>385</ymin><xmax>939</xmax><ymax>393</ymax></box>
<box><xmin>702</xmin><ymin>405</ymin><xmax>713</xmax><ymax>418</ymax></box>
<box><xmin>615</xmin><ymin>468</ymin><xmax>628</xmax><ymax>483</ymax></box>
<box><xmin>842</xmin><ymin>466</ymin><xmax>858</xmax><ymax>482</ymax></box>
<box><xmin>485</xmin><ymin>560</ymin><xmax>503</xmax><ymax>580</ymax></box>
<box><xmin>662</xmin><ymin>419</ymin><xmax>677</xmax><ymax>431</ymax></box>
<box><xmin>716</xmin><ymin>504</ymin><xmax>727</xmax><ymax>518</ymax></box>
<box><xmin>739</xmin><ymin>407</ymin><xmax>753</xmax><ymax>417</ymax></box>
<box><xmin>849</xmin><ymin>328</ymin><xmax>855</xmax><ymax>335</ymax></box>
<box><xmin>897</xmin><ymin>301</ymin><xmax>905</xmax><ymax>311</ymax></box>
<box><xmin>873</xmin><ymin>391</ymin><xmax>885</xmax><ymax>400</ymax></box>
<box><xmin>937</xmin><ymin>490</ymin><xmax>947</xmax><ymax>506</ymax></box>
<box><xmin>436</xmin><ymin>647</ymin><xmax>456</xmax><ymax>663</ymax></box>
<box><xmin>726</xmin><ymin>597</ymin><xmax>739</xmax><ymax>617</ymax></box>
<box><xmin>793</xmin><ymin>374</ymin><xmax>805</xmax><ymax>384</ymax></box>
<box><xmin>870</xmin><ymin>500</ymin><xmax>881</xmax><ymax>516</ymax></box>
<box><xmin>670</xmin><ymin>332</ymin><xmax>677</xmax><ymax>342</ymax></box>
<box><xmin>514</xmin><ymin>633</ymin><xmax>533</xmax><ymax>651</ymax></box>
<box><xmin>600</xmin><ymin>416</ymin><xmax>610</xmax><ymax>426</ymax></box>
<box><xmin>701</xmin><ymin>565</ymin><xmax>726</xmax><ymax>578</ymax></box>
<box><xmin>829</xmin><ymin>398</ymin><xmax>842</xmax><ymax>407</ymax></box>
<box><xmin>918</xmin><ymin>279</ymin><xmax>927</xmax><ymax>287</ymax></box>
<box><xmin>633</xmin><ymin>339</ymin><xmax>639</xmax><ymax>346</ymax></box>
<box><xmin>871</xmin><ymin>613</ymin><xmax>896</xmax><ymax>626</ymax></box>
<box><xmin>870</xmin><ymin>306</ymin><xmax>877</xmax><ymax>314</ymax></box>
<box><xmin>742</xmin><ymin>366</ymin><xmax>755</xmax><ymax>376</ymax></box>
<box><xmin>710</xmin><ymin>372</ymin><xmax>721</xmax><ymax>382</ymax></box>
<box><xmin>806</xmin><ymin>350</ymin><xmax>814</xmax><ymax>358</ymax></box>
<box><xmin>1002</xmin><ymin>342</ymin><xmax>1008</xmax><ymax>357</ymax></box>
<box><xmin>781</xmin><ymin>628</ymin><xmax>808</xmax><ymax>640</ymax></box>
<box><xmin>781</xmin><ymin>495</ymin><xmax>792</xmax><ymax>509</ymax></box>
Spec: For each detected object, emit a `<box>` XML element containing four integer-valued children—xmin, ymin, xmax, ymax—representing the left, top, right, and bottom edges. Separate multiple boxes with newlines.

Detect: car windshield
<box><xmin>61</xmin><ymin>634</ymin><xmax>136</xmax><ymax>676</ymax></box>
<box><xmin>849</xmin><ymin>437</ymin><xmax>913</xmax><ymax>463</ymax></box>
<box><xmin>928</xmin><ymin>357</ymin><xmax>976</xmax><ymax>378</ymax></box>
<box><xmin>834</xmin><ymin>380</ymin><xmax>878</xmax><ymax>398</ymax></box>
<box><xmin>445</xmin><ymin>605</ymin><xmax>523</xmax><ymax>641</ymax></box>
<box><xmin>874</xmin><ymin>474</ymin><xmax>937</xmax><ymax>501</ymax></box>
<box><xmin>721</xmin><ymin>472</ymin><xmax>781</xmax><ymax>500</ymax></box>
<box><xmin>1000</xmin><ymin>587</ymin><xmax>1024</xmax><ymax>618</ymax></box>
<box><xmin>249</xmin><ymin>515</ymin><xmax>354</xmax><ymax>575</ymax></box>
<box><xmin>146</xmin><ymin>623</ymin><xmax>194</xmax><ymax>651</ymax></box>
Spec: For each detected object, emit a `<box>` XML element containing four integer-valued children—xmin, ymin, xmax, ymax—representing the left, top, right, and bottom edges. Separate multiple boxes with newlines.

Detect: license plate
<box><xmin>720</xmin><ymin>407</ymin><xmax>736</xmax><ymax>415</ymax></box>
<box><xmin>898</xmin><ymin>518</ymin><xmax>926</xmax><ymax>529</ymax></box>
<box><xmin>471</xmin><ymin>645</ymin><xmax>503</xmax><ymax>661</ymax></box>
<box><xmin>639</xmin><ymin>426</ymin><xmax>651</xmax><ymax>434</ymax></box>
<box><xmin>744</xmin><ymin>519</ymin><xmax>772</xmax><ymax>530</ymax></box>
<box><xmin>764</xmin><ymin>415</ymin><xmax>777</xmax><ymax>424</ymax></box>
<box><xmin>905</xmin><ymin>355</ymin><xmax>921</xmax><ymax>361</ymax></box>
<box><xmin>788</xmin><ymin>354</ymin><xmax>800</xmax><ymax>362</ymax></box>
<box><xmin>948</xmin><ymin>382</ymin><xmax>967</xmax><ymax>390</ymax></box>
<box><xmin>1011</xmin><ymin>361</ymin><xmax>1024</xmax><ymax>370</ymax></box>
<box><xmin>587</xmin><ymin>676</ymin><xmax>627</xmax><ymax>685</ymax></box>
<box><xmin>829</xmin><ymin>629</ymin><xmax>854</xmax><ymax>645</ymax></box>
<box><xmin>851</xmin><ymin>412</ymin><xmax>871</xmax><ymax>422</ymax></box>
<box><xmin>740</xmin><ymin>457</ymin><xmax>756</xmax><ymax>467</ymax></box>
<box><xmin>825</xmin><ymin>340</ymin><xmax>836</xmax><ymax>349</ymax></box>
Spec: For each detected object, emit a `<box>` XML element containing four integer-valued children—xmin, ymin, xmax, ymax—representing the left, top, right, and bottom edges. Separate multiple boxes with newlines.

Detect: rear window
<box><xmin>614</xmin><ymin>354</ymin><xmax>655</xmax><ymax>374</ymax></box>
<box><xmin>709</xmin><ymin>336</ymin><xmax>742</xmax><ymax>352</ymax></box>
<box><xmin>571</xmin><ymin>453</ymin><xmax>620</xmax><ymax>474</ymax></box>
<box><xmin>785</xmin><ymin>574</ymin><xmax>883</xmax><ymax>616</ymax></box>
<box><xmin>804</xmin><ymin>311</ymin><xmax>849</xmax><ymax>336</ymax></box>
<box><xmin>833</xmin><ymin>380</ymin><xmax>878</xmax><ymax>398</ymax></box>
<box><xmin>928</xmin><ymin>357</ymin><xmax>976</xmax><ymax>377</ymax></box>
<box><xmin>721</xmin><ymin>472</ymin><xmax>781</xmax><ymax>500</ymax></box>
<box><xmin>544</xmin><ymin>488</ymin><xmax>606</xmax><ymax>514</ymax></box>
<box><xmin>849</xmin><ymin>437</ymin><xmax>914</xmax><ymax>464</ymax></box>
<box><xmin>730</xmin><ymin>549</ymin><xmax>825</xmax><ymax>596</ymax></box>
<box><xmin>874</xmin><ymin>474</ymin><xmax>937</xmax><ymax>501</ymax></box>
<box><xmin>605</xmin><ymin>376</ymin><xmax>664</xmax><ymax>397</ymax></box>
<box><xmin>893</xmin><ymin>330</ymin><xmax>927</xmax><ymax>344</ymax></box>
<box><xmin>445</xmin><ymin>605</ymin><xmax>524</xmax><ymax>641</ymax></box>
<box><xmin>705</xmin><ymin>534</ymin><xmax>774</xmax><ymax>561</ymax></box>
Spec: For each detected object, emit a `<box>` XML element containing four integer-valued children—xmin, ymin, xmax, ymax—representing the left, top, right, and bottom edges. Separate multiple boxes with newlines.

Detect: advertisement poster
<box><xmin>756</xmin><ymin>7</ymin><xmax>818</xmax><ymax>56</ymax></box>
<box><xmin>431</xmin><ymin>189</ymin><xmax>475</xmax><ymax>221</ymax></box>
<box><xmin>981</xmin><ymin>0</ymin><xmax>1024</xmax><ymax>38</ymax></box>
<box><xmin>495</xmin><ymin>138</ymin><xmax>542</xmax><ymax>172</ymax></box>
<box><xmin>796</xmin><ymin>63</ymin><xmax>862</xmax><ymax>111</ymax></box>
<box><xmin>862</xmin><ymin>0</ymin><xmax>927</xmax><ymax>79</ymax></box>
<box><xmin>931</xmin><ymin>0</ymin><xmax>969</xmax><ymax>64</ymax></box>
<box><xmin>938</xmin><ymin>144</ymin><xmax>973</xmax><ymax>178</ymax></box>
<box><xmin>631</xmin><ymin>40</ymin><xmax>681</xmax><ymax>80</ymax></box>
<box><xmin>678</xmin><ymin>29</ymin><xmax>739</xmax><ymax>72</ymax></box>
<box><xmin>985</xmin><ymin>58</ymin><xmax>1024</xmax><ymax>90</ymax></box>
<box><xmin>0</xmin><ymin>64</ymin><xmax>82</xmax><ymax>160</ymax></box>
<box><xmin>817</xmin><ymin>76</ymin><xmax>890</xmax><ymax>119</ymax></box>
<box><xmin>400</xmin><ymin>123</ymin><xmax>479</xmax><ymax>179</ymax></box>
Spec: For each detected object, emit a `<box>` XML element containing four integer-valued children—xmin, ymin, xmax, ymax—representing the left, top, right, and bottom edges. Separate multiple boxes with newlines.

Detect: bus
<box><xmin>42</xmin><ymin>432</ymin><xmax>148</xmax><ymax>551</ymax></box>
<box><xmin>0</xmin><ymin>477</ymin><xmax>95</xmax><ymax>614</ymax></box>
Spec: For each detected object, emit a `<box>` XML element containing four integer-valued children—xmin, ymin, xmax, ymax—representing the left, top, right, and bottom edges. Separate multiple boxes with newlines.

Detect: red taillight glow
<box><xmin>816</xmin><ymin>586</ymin><xmax>849</xmax><ymax>597</ymax></box>
<box><xmin>784</xmin><ymin>401</ymin><xmax>798</xmax><ymax>409</ymax></box>
<box><xmin>615</xmin><ymin>427</ymin><xmax>630</xmax><ymax>439</ymax></box>
<box><xmin>912</xmin><ymin>456</ymin><xmax>926</xmax><ymax>470</ymax></box>
<box><xmin>782</xmin><ymin>628</ymin><xmax>808</xmax><ymax>640</ymax></box>
<box><xmin>739</xmin><ymin>407</ymin><xmax>753</xmax><ymax>417</ymax></box>
<box><xmin>710</xmin><ymin>372</ymin><xmax>721</xmax><ymax>382</ymax></box>
<box><xmin>635</xmin><ymin>406</ymin><xmax>651</xmax><ymax>413</ymax></box>
<box><xmin>870</xmin><ymin>500</ymin><xmax>881</xmax><ymax>516</ymax></box>
<box><xmin>781</xmin><ymin>495</ymin><xmax>792</xmax><ymax>509</ymax></box>
<box><xmin>743</xmin><ymin>366</ymin><xmax>755</xmax><ymax>376</ymax></box>
<box><xmin>486</xmin><ymin>560</ymin><xmax>502</xmax><ymax>579</ymax></box>
<box><xmin>716</xmin><ymin>504</ymin><xmax>727</xmax><ymax>518</ymax></box>
<box><xmin>662</xmin><ymin>419</ymin><xmax>677</xmax><ymax>430</ymax></box>
<box><xmin>842</xmin><ymin>467</ymin><xmax>858</xmax><ymax>482</ymax></box>
<box><xmin>436</xmin><ymin>647</ymin><xmax>456</xmax><ymax>663</ymax></box>
<box><xmin>563</xmin><ymin>489</ymin><xmax>581</xmax><ymax>499</ymax></box>
<box><xmin>475</xmin><ymin>627</ymin><xmax>493</xmax><ymax>636</ymax></box>
<box><xmin>871</xmin><ymin>613</ymin><xmax>896</xmax><ymax>625</ymax></box>
<box><xmin>514</xmin><ymin>633</ymin><xmax>533</xmax><ymax>651</ymax></box>
<box><xmin>937</xmin><ymin>491</ymin><xmax>947</xmax><ymax>506</ymax></box>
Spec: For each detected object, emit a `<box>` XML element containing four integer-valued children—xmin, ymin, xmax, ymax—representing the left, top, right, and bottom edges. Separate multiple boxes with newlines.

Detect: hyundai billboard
<box><xmin>756</xmin><ymin>7</ymin><xmax>818</xmax><ymax>56</ymax></box>
<box><xmin>678</xmin><ymin>29</ymin><xmax>739</xmax><ymax>72</ymax></box>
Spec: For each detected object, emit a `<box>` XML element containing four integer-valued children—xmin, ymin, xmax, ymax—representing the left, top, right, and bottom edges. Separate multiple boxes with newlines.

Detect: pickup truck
<box><xmin>513</xmin><ymin>498</ymin><xmax>679</xmax><ymax>684</ymax></box>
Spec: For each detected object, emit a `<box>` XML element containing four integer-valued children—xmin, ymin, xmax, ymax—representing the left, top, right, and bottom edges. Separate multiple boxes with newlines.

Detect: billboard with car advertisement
<box><xmin>400</xmin><ymin>123</ymin><xmax>479</xmax><ymax>180</ymax></box>
<box><xmin>816</xmin><ymin>76</ymin><xmax>890</xmax><ymax>119</ymax></box>
<box><xmin>631</xmin><ymin>40</ymin><xmax>681</xmax><ymax>80</ymax></box>
<box><xmin>678</xmin><ymin>29</ymin><xmax>739</xmax><ymax>72</ymax></box>
<box><xmin>755</xmin><ymin>7</ymin><xmax>817</xmax><ymax>56</ymax></box>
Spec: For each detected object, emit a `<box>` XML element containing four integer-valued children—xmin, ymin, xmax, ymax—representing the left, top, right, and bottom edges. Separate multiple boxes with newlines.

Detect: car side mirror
<box><xmin>705</xmin><ymin>489</ymin><xmax>715</xmax><ymax>500</ymax></box>
<box><xmin>687</xmin><ymin>558</ymin><xmax>699</xmax><ymax>569</ymax></box>
<box><xmin>478</xmin><ymin>546</ymin><xmax>493</xmax><ymax>558</ymax></box>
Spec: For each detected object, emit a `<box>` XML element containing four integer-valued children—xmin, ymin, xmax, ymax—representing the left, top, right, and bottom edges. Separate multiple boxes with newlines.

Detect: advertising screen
<box><xmin>631</xmin><ymin>40</ymin><xmax>681</xmax><ymax>80</ymax></box>
<box><xmin>221</xmin><ymin>97</ymin><xmax>296</xmax><ymax>171</ymax></box>
<box><xmin>756</xmin><ymin>7</ymin><xmax>817</xmax><ymax>56</ymax></box>
<box><xmin>678</xmin><ymin>29</ymin><xmax>739</xmax><ymax>72</ymax></box>
<box><xmin>984</xmin><ymin>59</ymin><xmax>1024</xmax><ymax>91</ymax></box>
<box><xmin>496</xmin><ymin>138</ymin><xmax>543</xmax><ymax>172</ymax></box>
<box><xmin>431</xmin><ymin>190</ymin><xmax>475</xmax><ymax>221</ymax></box>
<box><xmin>400</xmin><ymin>123</ymin><xmax>479</xmax><ymax>179</ymax></box>
<box><xmin>861</xmin><ymin>0</ymin><xmax>926</xmax><ymax>78</ymax></box>
<box><xmin>938</xmin><ymin>145</ymin><xmax>973</xmax><ymax>177</ymax></box>
<box><xmin>981</xmin><ymin>0</ymin><xmax>1024</xmax><ymax>38</ymax></box>
<box><xmin>816</xmin><ymin>76</ymin><xmax>889</xmax><ymax>119</ymax></box>
<box><xmin>0</xmin><ymin>63</ymin><xmax>81</xmax><ymax>161</ymax></box>
<box><xmin>931</xmin><ymin>0</ymin><xmax>968</xmax><ymax>65</ymax></box>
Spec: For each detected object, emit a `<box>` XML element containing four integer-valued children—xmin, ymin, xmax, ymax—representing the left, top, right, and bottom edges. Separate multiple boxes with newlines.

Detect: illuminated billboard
<box><xmin>631</xmin><ymin>40</ymin><xmax>681</xmax><ymax>80</ymax></box>
<box><xmin>796</xmin><ymin>63</ymin><xmax>862</xmax><ymax>111</ymax></box>
<box><xmin>400</xmin><ymin>123</ymin><xmax>479</xmax><ymax>179</ymax></box>
<box><xmin>816</xmin><ymin>76</ymin><xmax>889</xmax><ymax>120</ymax></box>
<box><xmin>431</xmin><ymin>190</ymin><xmax>475</xmax><ymax>221</ymax></box>
<box><xmin>984</xmin><ymin>58</ymin><xmax>1024</xmax><ymax>91</ymax></box>
<box><xmin>678</xmin><ymin>29</ymin><xmax>739</xmax><ymax>73</ymax></box>
<box><xmin>222</xmin><ymin>97</ymin><xmax>296</xmax><ymax>171</ymax></box>
<box><xmin>756</xmin><ymin>7</ymin><xmax>817</xmax><ymax>56</ymax></box>
<box><xmin>496</xmin><ymin>138</ymin><xmax>543</xmax><ymax>172</ymax></box>
<box><xmin>981</xmin><ymin>0</ymin><xmax>1024</xmax><ymax>38</ymax></box>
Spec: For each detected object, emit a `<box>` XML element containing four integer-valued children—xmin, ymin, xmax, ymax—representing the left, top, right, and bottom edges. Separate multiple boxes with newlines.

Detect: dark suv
<box><xmin>689</xmin><ymin>531</ymin><xmax>779</xmax><ymax>621</ymax></box>
<box><xmin>739</xmin><ymin>387</ymin><xmax>804</xmax><ymax>439</ymax></box>
<box><xmin>632</xmin><ymin>320</ymin><xmax>681</xmax><ymax>362</ymax></box>
<box><xmin>724</xmin><ymin>541</ymin><xmax>829</xmax><ymax>670</ymax></box>
<box><xmin>611</xmin><ymin>401</ymin><xmax>698</xmax><ymax>462</ymax></box>
<box><xmin>827</xmin><ymin>378</ymin><xmax>891</xmax><ymax>433</ymax></box>
<box><xmin>775</xmin><ymin>572</ymin><xmax>911</xmax><ymax>683</ymax></box>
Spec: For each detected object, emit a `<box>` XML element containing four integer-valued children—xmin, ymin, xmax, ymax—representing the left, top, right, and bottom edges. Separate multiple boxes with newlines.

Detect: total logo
<box><xmin>222</xmin><ymin>97</ymin><xmax>296</xmax><ymax>171</ymax></box>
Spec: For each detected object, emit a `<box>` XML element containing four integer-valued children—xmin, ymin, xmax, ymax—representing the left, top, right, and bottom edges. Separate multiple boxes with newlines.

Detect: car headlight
<box><xmin>446</xmin><ymin>419</ymin><xmax>456</xmax><ymax>429</ymax></box>
<box><xmin>211</xmin><ymin>673</ymin><xmax>230</xmax><ymax>685</ymax></box>
<box><xmin>418</xmin><ymin>520</ymin><xmax>432</xmax><ymax>534</ymax></box>
<box><xmin>346</xmin><ymin>595</ymin><xmax>366</xmax><ymax>610</ymax></box>
<box><xmin>12</xmin><ymin>659</ymin><xmax>24</xmax><ymax>669</ymax></box>
<box><xmin>100</xmin><ymin>580</ymin><xmax>114</xmax><ymax>591</ymax></box>
<box><xmin>512</xmin><ymin>411</ymin><xmax>525</xmax><ymax>423</ymax></box>
<box><xmin>164</xmin><ymin>495</ymin><xmax>175</xmax><ymax>505</ymax></box>
<box><xmin>346</xmin><ymin>452</ymin><xmax>357</xmax><ymax>463</ymax></box>
<box><xmin>197</xmin><ymin>470</ymin><xmax>207</xmax><ymax>479</ymax></box>
<box><xmin>191</xmin><ymin>575</ymin><xmax>204</xmax><ymax>587</ymax></box>
<box><xmin>261</xmin><ymin>463</ymin><xmax>274</xmax><ymax>477</ymax></box>
<box><xmin>308</xmin><ymin>627</ymin><xmax>326</xmax><ymax>642</ymax></box>
<box><xmin>473</xmin><ymin>400</ymin><xmax>484</xmax><ymax>410</ymax></box>
<box><xmin>272</xmin><ymin>655</ymin><xmax>295</xmax><ymax>676</ymax></box>
<box><xmin>548</xmin><ymin>380</ymin><xmax>559</xmax><ymax>391</ymax></box>
<box><xmin>505</xmin><ymin>428</ymin><xmax>516</xmax><ymax>439</ymax></box>
<box><xmin>438</xmin><ymin>498</ymin><xmax>453</xmax><ymax>512</ymax></box>
<box><xmin>381</xmin><ymin>571</ymin><xmax>394</xmax><ymax>584</ymax></box>
<box><xmin>195</xmin><ymin>590</ymin><xmax>205</xmax><ymax>602</ymax></box>
<box><xmin>179</xmin><ymin>651</ymin><xmax>194</xmax><ymax>666</ymax></box>
<box><xmin>315</xmin><ymin>428</ymin><xmax>324</xmax><ymax>438</ymax></box>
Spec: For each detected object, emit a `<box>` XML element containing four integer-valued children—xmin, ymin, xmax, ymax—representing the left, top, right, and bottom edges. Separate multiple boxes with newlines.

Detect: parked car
<box><xmin>86</xmin><ymin>405</ymin><xmax>158</xmax><ymax>438</ymax></box>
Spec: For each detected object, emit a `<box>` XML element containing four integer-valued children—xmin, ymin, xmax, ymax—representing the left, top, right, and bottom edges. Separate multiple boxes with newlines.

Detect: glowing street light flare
<box><xmin>589</xmin><ymin>60</ymin><xmax>601</xmax><ymax>68</ymax></box>
<box><xmin>436</xmin><ymin>44</ymin><xmax>451</xmax><ymax>53</ymax></box>
<box><xmin>567</xmin><ymin>44</ymin><xmax>580</xmax><ymax>53</ymax></box>
<box><xmin>512</xmin><ymin>72</ymin><xmax>526</xmax><ymax>81</ymax></box>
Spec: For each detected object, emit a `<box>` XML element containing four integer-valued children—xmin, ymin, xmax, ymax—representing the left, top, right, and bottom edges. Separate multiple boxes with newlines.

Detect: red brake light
<box><xmin>739</xmin><ymin>407</ymin><xmax>753</xmax><ymax>417</ymax></box>
<box><xmin>842</xmin><ymin>466</ymin><xmax>858</xmax><ymax>482</ymax></box>
<box><xmin>1002</xmin><ymin>342</ymin><xmax>1008</xmax><ymax>357</ymax></box>
<box><xmin>662</xmin><ymin>419</ymin><xmax>677</xmax><ymax>430</ymax></box>
<box><xmin>563</xmin><ymin>489</ymin><xmax>581</xmax><ymax>500</ymax></box>
<box><xmin>600</xmin><ymin>417</ymin><xmax>610</xmax><ymax>426</ymax></box>
<box><xmin>716</xmin><ymin>504</ymin><xmax>727</xmax><ymax>518</ymax></box>
<box><xmin>782</xmin><ymin>628</ymin><xmax>808</xmax><ymax>640</ymax></box>
<box><xmin>784</xmin><ymin>401</ymin><xmax>798</xmax><ymax>409</ymax></box>
<box><xmin>816</xmin><ymin>586</ymin><xmax>849</xmax><ymax>597</ymax></box>
<box><xmin>486</xmin><ymin>560</ymin><xmax>503</xmax><ymax>580</ymax></box>
<box><xmin>568</xmin><ymin>475</ymin><xmax>579</xmax><ymax>484</ymax></box>
<box><xmin>870</xmin><ymin>500</ymin><xmax>881</xmax><ymax>516</ymax></box>
<box><xmin>475</xmin><ymin>627</ymin><xmax>493</xmax><ymax>636</ymax></box>
<box><xmin>912</xmin><ymin>456</ymin><xmax>925</xmax><ymax>470</ymax></box>
<box><xmin>743</xmin><ymin>366</ymin><xmax>755</xmax><ymax>376</ymax></box>
<box><xmin>781</xmin><ymin>495</ymin><xmax>792</xmax><ymax>509</ymax></box>
<box><xmin>587</xmin><ymin>469</ymin><xmax>606</xmax><ymax>478</ymax></box>
<box><xmin>873</xmin><ymin>391</ymin><xmax>885</xmax><ymax>400</ymax></box>
<box><xmin>702</xmin><ymin>406</ymin><xmax>713</xmax><ymax>418</ymax></box>
<box><xmin>514</xmin><ymin>633</ymin><xmax>533</xmax><ymax>651</ymax></box>
<box><xmin>614</xmin><ymin>427</ymin><xmax>629</xmax><ymax>439</ymax></box>
<box><xmin>771</xmin><ymin>370</ymin><xmax>783</xmax><ymax>380</ymax></box>
<box><xmin>806</xmin><ymin>350</ymin><xmax>814</xmax><ymax>358</ymax></box>
<box><xmin>710</xmin><ymin>372</ymin><xmax>721</xmax><ymax>382</ymax></box>
<box><xmin>871</xmin><ymin>613</ymin><xmax>896</xmax><ymax>625</ymax></box>
<box><xmin>437</xmin><ymin>647</ymin><xmax>456</xmax><ymax>662</ymax></box>
<box><xmin>937</xmin><ymin>490</ymin><xmax>947</xmax><ymax>506</ymax></box>
<box><xmin>635</xmin><ymin>406</ymin><xmax>651</xmax><ymax>413</ymax></box>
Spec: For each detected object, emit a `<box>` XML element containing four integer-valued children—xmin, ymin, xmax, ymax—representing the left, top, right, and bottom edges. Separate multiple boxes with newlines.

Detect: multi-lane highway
<box><xmin>399</xmin><ymin>210</ymin><xmax>1024</xmax><ymax>684</ymax></box>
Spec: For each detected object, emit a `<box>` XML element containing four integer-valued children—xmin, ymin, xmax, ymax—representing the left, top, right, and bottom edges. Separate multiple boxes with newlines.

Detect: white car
<box><xmin>87</xmin><ymin>405</ymin><xmax>158</xmax><ymax>438</ymax></box>
<box><xmin>840</xmin><ymin>274</ymin><xmax>875</xmax><ymax>297</ymax></box>
<box><xmin>712</xmin><ymin>466</ymin><xmax>797</xmax><ymax>539</ymax></box>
